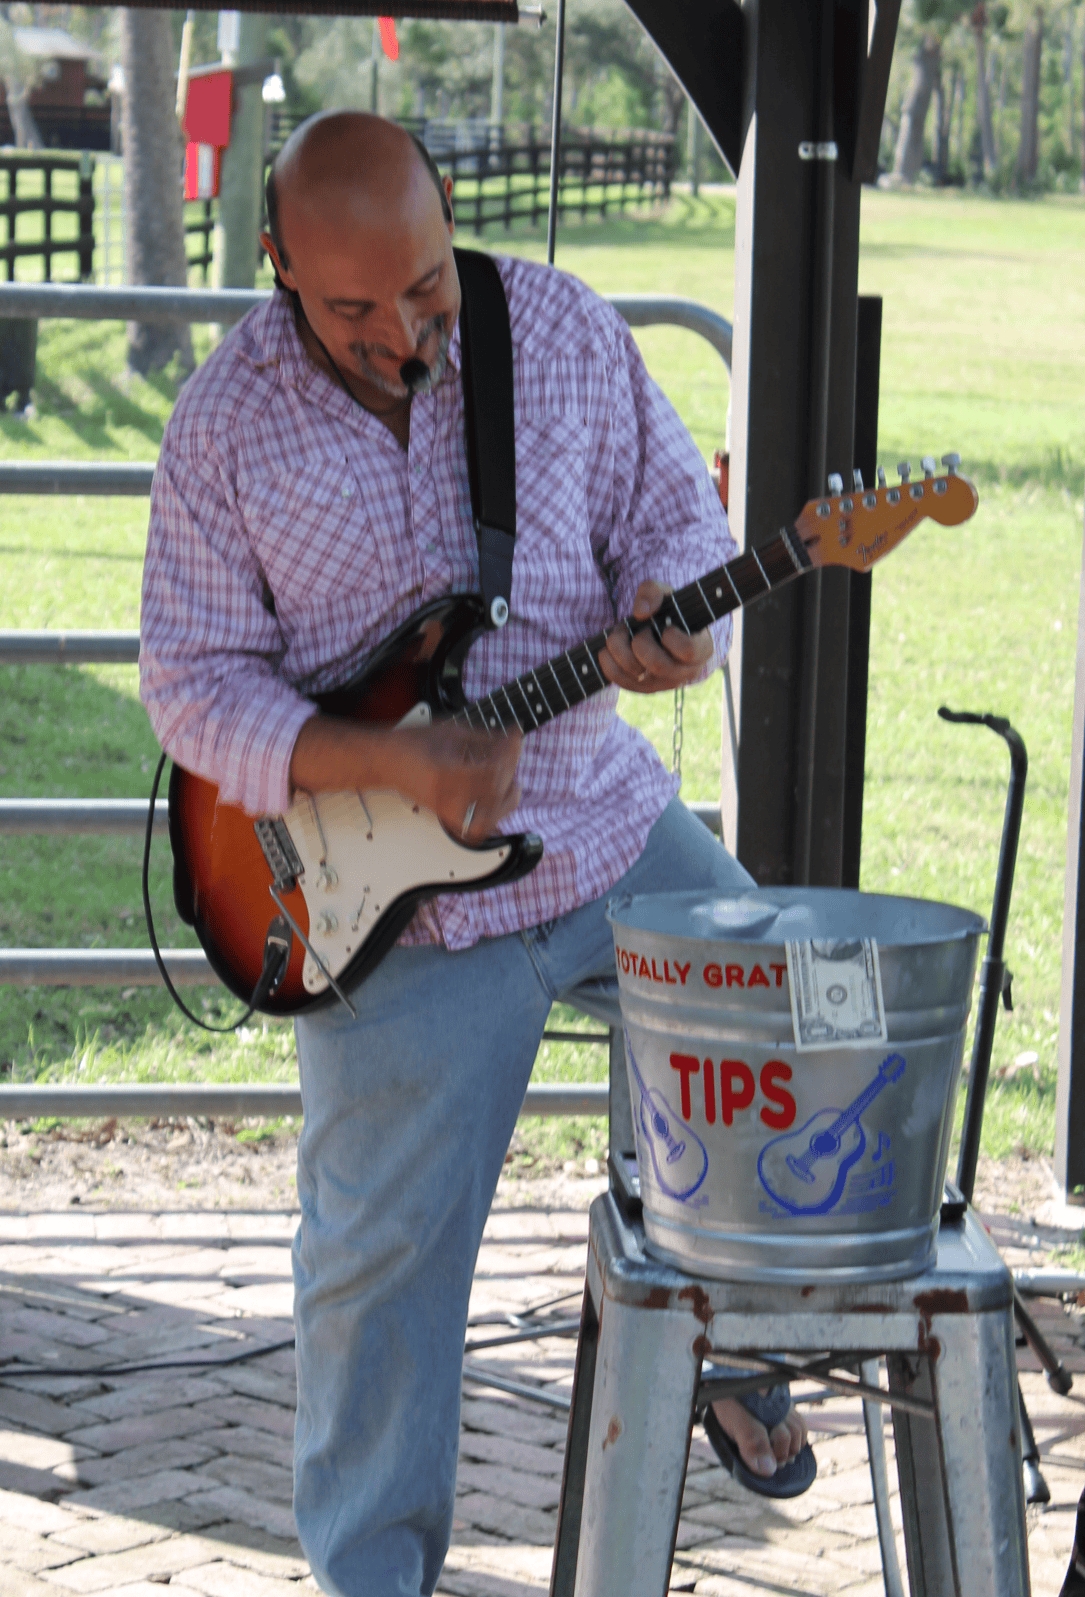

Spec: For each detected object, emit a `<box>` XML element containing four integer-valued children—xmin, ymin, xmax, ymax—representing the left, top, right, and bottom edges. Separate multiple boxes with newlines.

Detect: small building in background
<box><xmin>0</xmin><ymin>27</ymin><xmax>112</xmax><ymax>151</ymax></box>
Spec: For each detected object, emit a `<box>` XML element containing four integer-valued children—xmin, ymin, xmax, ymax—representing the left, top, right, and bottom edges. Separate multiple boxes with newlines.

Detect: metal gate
<box><xmin>0</xmin><ymin>280</ymin><xmax>732</xmax><ymax>1119</ymax></box>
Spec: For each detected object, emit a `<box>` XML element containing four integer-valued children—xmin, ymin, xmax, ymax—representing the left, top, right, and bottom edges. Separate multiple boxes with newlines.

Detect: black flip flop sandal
<box><xmin>701</xmin><ymin>1383</ymin><xmax>817</xmax><ymax>1500</ymax></box>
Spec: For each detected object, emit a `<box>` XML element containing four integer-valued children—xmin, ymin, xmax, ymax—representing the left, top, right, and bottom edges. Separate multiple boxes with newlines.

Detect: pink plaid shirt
<box><xmin>140</xmin><ymin>255</ymin><xmax>735</xmax><ymax>950</ymax></box>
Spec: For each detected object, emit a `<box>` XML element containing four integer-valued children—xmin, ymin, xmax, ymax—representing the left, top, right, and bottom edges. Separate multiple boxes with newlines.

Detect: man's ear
<box><xmin>259</xmin><ymin>231</ymin><xmax>296</xmax><ymax>289</ymax></box>
<box><xmin>443</xmin><ymin>174</ymin><xmax>455</xmax><ymax>235</ymax></box>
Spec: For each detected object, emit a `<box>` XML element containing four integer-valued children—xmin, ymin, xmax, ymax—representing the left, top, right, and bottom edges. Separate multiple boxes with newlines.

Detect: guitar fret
<box><xmin>563</xmin><ymin>650</ymin><xmax>589</xmax><ymax>699</ymax></box>
<box><xmin>481</xmin><ymin>696</ymin><xmax>506</xmax><ymax>733</ymax></box>
<box><xmin>525</xmin><ymin>669</ymin><xmax>554</xmax><ymax>722</ymax></box>
<box><xmin>546</xmin><ymin>660</ymin><xmax>572</xmax><ymax>711</ymax></box>
<box><xmin>505</xmin><ymin>678</ymin><xmax>538</xmax><ymax>730</ymax></box>
<box><xmin>723</xmin><ymin>565</ymin><xmax>743</xmax><ymax>607</ymax></box>
<box><xmin>693</xmin><ymin>578</ymin><xmax>714</xmax><ymax>620</ymax></box>
<box><xmin>497</xmin><ymin>685</ymin><xmax>525</xmax><ymax>732</ymax></box>
<box><xmin>668</xmin><ymin>594</ymin><xmax>693</xmax><ymax>635</ymax></box>
<box><xmin>726</xmin><ymin>558</ymin><xmax>766</xmax><ymax>606</ymax></box>
<box><xmin>749</xmin><ymin>548</ymin><xmax>772</xmax><ymax>590</ymax></box>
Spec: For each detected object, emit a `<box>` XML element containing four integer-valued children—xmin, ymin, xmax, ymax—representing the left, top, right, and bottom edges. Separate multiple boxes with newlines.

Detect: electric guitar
<box><xmin>167</xmin><ymin>459</ymin><xmax>978</xmax><ymax>1015</ymax></box>
<box><xmin>757</xmin><ymin>1051</ymin><xmax>906</xmax><ymax>1217</ymax></box>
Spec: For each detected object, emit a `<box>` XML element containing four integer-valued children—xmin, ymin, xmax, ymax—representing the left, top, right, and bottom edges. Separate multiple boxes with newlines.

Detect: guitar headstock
<box><xmin>880</xmin><ymin>1052</ymin><xmax>906</xmax><ymax>1085</ymax></box>
<box><xmin>796</xmin><ymin>455</ymin><xmax>978</xmax><ymax>574</ymax></box>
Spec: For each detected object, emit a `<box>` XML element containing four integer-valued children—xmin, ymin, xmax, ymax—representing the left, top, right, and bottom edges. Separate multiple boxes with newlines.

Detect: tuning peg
<box><xmin>877</xmin><ymin>466</ymin><xmax>887</xmax><ymax>488</ymax></box>
<box><xmin>898</xmin><ymin>461</ymin><xmax>911</xmax><ymax>483</ymax></box>
<box><xmin>922</xmin><ymin>456</ymin><xmax>936</xmax><ymax>479</ymax></box>
<box><xmin>852</xmin><ymin>469</ymin><xmax>864</xmax><ymax>490</ymax></box>
<box><xmin>941</xmin><ymin>452</ymin><xmax>961</xmax><ymax>475</ymax></box>
<box><xmin>827</xmin><ymin>472</ymin><xmax>844</xmax><ymax>494</ymax></box>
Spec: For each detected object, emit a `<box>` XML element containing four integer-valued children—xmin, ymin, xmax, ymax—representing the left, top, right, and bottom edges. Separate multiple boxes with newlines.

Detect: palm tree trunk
<box><xmin>893</xmin><ymin>34</ymin><xmax>942</xmax><ymax>182</ymax></box>
<box><xmin>1017</xmin><ymin>5</ymin><xmax>1044</xmax><ymax>184</ymax></box>
<box><xmin>120</xmin><ymin>8</ymin><xmax>193</xmax><ymax>375</ymax></box>
<box><xmin>971</xmin><ymin>5</ymin><xmax>998</xmax><ymax>179</ymax></box>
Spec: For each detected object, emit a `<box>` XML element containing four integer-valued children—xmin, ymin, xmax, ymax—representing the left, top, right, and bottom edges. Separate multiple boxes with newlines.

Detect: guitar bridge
<box><xmin>254</xmin><ymin>817</ymin><xmax>305</xmax><ymax>893</ymax></box>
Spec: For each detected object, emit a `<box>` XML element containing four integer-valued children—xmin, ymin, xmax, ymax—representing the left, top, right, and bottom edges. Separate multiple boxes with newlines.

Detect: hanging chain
<box><xmin>671</xmin><ymin>686</ymin><xmax>685</xmax><ymax>781</ymax></box>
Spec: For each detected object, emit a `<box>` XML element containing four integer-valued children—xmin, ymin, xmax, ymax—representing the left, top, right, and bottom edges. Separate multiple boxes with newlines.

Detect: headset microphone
<box><xmin>399</xmin><ymin>357</ymin><xmax>429</xmax><ymax>388</ymax></box>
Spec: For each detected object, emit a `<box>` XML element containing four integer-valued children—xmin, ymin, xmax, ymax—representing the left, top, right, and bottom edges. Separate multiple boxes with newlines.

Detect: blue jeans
<box><xmin>291</xmin><ymin>798</ymin><xmax>753</xmax><ymax>1595</ymax></box>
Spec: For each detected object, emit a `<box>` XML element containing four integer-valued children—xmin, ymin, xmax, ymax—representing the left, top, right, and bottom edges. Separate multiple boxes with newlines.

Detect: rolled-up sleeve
<box><xmin>140</xmin><ymin>440</ymin><xmax>317</xmax><ymax>818</ymax></box>
<box><xmin>591</xmin><ymin>310</ymin><xmax>736</xmax><ymax>677</ymax></box>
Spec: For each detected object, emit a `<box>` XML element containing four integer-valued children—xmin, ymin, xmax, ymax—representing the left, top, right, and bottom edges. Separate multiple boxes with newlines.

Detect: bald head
<box><xmin>265</xmin><ymin>113</ymin><xmax>450</xmax><ymax>274</ymax></box>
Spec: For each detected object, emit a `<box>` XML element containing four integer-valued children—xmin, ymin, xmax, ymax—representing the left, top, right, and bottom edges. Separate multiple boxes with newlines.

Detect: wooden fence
<box><xmin>439</xmin><ymin>130</ymin><xmax>677</xmax><ymax>232</ymax></box>
<box><xmin>185</xmin><ymin>200</ymin><xmax>216</xmax><ymax>285</ymax></box>
<box><xmin>0</xmin><ymin>152</ymin><xmax>95</xmax><ymax>282</ymax></box>
<box><xmin>181</xmin><ymin>123</ymin><xmax>677</xmax><ymax>285</ymax></box>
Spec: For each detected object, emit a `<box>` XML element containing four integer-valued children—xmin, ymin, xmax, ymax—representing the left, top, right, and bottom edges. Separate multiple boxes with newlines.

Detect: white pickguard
<box><xmin>276</xmin><ymin>704</ymin><xmax>512</xmax><ymax>995</ymax></box>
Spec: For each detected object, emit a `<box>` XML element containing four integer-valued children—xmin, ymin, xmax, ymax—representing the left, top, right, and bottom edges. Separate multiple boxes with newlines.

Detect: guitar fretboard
<box><xmin>453</xmin><ymin>524</ymin><xmax>813</xmax><ymax>736</ymax></box>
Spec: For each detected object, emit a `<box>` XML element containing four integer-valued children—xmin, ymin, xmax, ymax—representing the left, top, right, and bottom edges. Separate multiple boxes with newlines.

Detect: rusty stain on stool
<box><xmin>603</xmin><ymin>1416</ymin><xmax>623</xmax><ymax>1450</ymax></box>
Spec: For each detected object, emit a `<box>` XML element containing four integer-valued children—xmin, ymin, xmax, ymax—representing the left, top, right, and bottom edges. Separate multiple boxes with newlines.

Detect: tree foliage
<box><xmin>883</xmin><ymin>0</ymin><xmax>1084</xmax><ymax>189</ymax></box>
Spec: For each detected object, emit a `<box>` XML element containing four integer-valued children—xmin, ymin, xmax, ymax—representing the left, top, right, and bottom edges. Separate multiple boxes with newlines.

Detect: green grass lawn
<box><xmin>1</xmin><ymin>187</ymin><xmax>1083</xmax><ymax>1172</ymax></box>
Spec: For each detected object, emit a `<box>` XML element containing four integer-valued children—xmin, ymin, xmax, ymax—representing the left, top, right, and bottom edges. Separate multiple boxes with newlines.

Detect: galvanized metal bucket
<box><xmin>606</xmin><ymin>887</ymin><xmax>985</xmax><ymax>1282</ymax></box>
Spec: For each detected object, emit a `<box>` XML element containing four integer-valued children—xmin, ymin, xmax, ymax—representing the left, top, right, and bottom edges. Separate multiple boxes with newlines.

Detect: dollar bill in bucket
<box><xmin>786</xmin><ymin>938</ymin><xmax>888</xmax><ymax>1052</ymax></box>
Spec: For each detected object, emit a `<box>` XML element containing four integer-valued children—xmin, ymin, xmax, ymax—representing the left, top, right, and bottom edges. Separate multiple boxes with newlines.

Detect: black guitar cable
<box><xmin>142</xmin><ymin>751</ymin><xmax>291</xmax><ymax>1034</ymax></box>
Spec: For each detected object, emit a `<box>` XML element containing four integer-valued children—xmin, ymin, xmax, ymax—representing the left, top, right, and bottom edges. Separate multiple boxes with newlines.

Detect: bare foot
<box><xmin>709</xmin><ymin>1396</ymin><xmax>808</xmax><ymax>1480</ymax></box>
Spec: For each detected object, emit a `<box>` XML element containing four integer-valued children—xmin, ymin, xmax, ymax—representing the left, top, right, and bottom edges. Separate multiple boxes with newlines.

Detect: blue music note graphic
<box><xmin>756</xmin><ymin>1053</ymin><xmax>906</xmax><ymax>1217</ymax></box>
<box><xmin>624</xmin><ymin>1031</ymin><xmax>709</xmax><ymax>1203</ymax></box>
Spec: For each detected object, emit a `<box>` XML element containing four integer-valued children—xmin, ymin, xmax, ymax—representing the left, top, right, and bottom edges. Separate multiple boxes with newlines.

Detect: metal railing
<box><xmin>0</xmin><ymin>279</ymin><xmax>732</xmax><ymax>1120</ymax></box>
<box><xmin>0</xmin><ymin>1080</ymin><xmax>606</xmax><ymax>1120</ymax></box>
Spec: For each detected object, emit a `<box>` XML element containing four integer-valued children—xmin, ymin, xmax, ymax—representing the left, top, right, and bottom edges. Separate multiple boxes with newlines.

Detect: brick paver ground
<box><xmin>0</xmin><ymin>1175</ymin><xmax>1082</xmax><ymax>1595</ymax></box>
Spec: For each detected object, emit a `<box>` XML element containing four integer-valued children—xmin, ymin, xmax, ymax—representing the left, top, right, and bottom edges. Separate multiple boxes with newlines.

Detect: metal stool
<box><xmin>550</xmin><ymin>1190</ymin><xmax>1029</xmax><ymax>1597</ymax></box>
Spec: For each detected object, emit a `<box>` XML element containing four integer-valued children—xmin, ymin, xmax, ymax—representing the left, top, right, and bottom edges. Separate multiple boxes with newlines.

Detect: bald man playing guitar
<box><xmin>140</xmin><ymin>112</ymin><xmax>809</xmax><ymax>1595</ymax></box>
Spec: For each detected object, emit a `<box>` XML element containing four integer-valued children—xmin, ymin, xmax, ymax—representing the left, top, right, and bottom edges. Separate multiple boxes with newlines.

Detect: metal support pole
<box><xmin>792</xmin><ymin>0</ymin><xmax>837</xmax><ymax>886</ymax></box>
<box><xmin>546</xmin><ymin>0</ymin><xmax>566</xmax><ymax>265</ymax></box>
<box><xmin>1056</xmin><ymin>501</ymin><xmax>1085</xmax><ymax>1201</ymax></box>
<box><xmin>731</xmin><ymin>0</ymin><xmax>868</xmax><ymax>889</ymax></box>
<box><xmin>943</xmin><ymin>709</ymin><xmax>1028</xmax><ymax>1203</ymax></box>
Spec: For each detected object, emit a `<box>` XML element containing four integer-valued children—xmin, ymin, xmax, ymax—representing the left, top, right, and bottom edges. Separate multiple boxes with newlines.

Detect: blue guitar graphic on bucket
<box><xmin>757</xmin><ymin>1052</ymin><xmax>906</xmax><ymax>1217</ymax></box>
<box><xmin>624</xmin><ymin>1031</ymin><xmax>709</xmax><ymax>1202</ymax></box>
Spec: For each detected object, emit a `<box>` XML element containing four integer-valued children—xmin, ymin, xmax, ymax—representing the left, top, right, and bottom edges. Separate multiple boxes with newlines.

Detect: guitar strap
<box><xmin>453</xmin><ymin>247</ymin><xmax>516</xmax><ymax>630</ymax></box>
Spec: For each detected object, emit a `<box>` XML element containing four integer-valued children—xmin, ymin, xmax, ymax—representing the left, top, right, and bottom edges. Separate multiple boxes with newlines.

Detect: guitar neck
<box><xmin>825</xmin><ymin>1070</ymin><xmax>892</xmax><ymax>1142</ymax></box>
<box><xmin>454</xmin><ymin>524</ymin><xmax>813</xmax><ymax>736</ymax></box>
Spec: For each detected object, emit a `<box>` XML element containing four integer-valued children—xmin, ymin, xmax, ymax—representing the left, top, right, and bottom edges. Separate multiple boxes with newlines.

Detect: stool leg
<box><xmin>861</xmin><ymin>1359</ymin><xmax>906</xmax><ymax>1597</ymax></box>
<box><xmin>891</xmin><ymin>1302</ymin><xmax>1030</xmax><ymax>1597</ymax></box>
<box><xmin>890</xmin><ymin>1346</ymin><xmax>955</xmax><ymax>1597</ymax></box>
<box><xmin>572</xmin><ymin>1292</ymin><xmax>700</xmax><ymax>1597</ymax></box>
<box><xmin>551</xmin><ymin>1286</ymin><xmax>601</xmax><ymax>1597</ymax></box>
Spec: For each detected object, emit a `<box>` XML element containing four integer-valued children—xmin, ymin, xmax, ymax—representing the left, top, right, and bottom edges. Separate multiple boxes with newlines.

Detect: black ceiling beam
<box><xmin>852</xmin><ymin>0</ymin><xmax>901</xmax><ymax>181</ymax></box>
<box><xmin>120</xmin><ymin>0</ymin><xmax>520</xmax><ymax>17</ymax></box>
<box><xmin>621</xmin><ymin>0</ymin><xmax>745</xmax><ymax>176</ymax></box>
